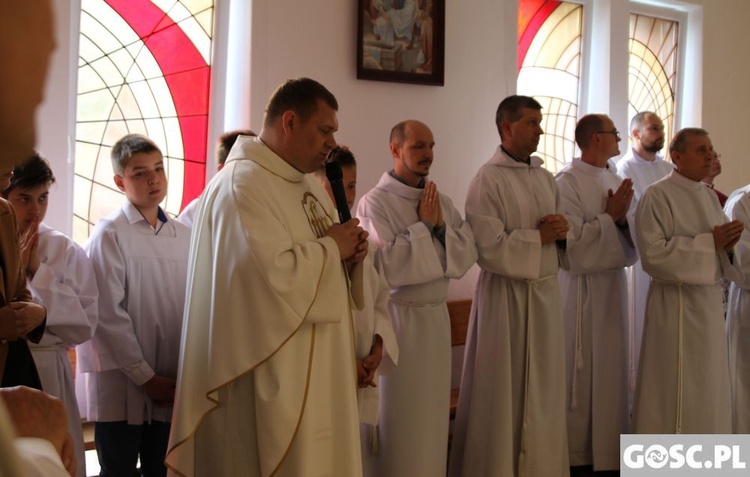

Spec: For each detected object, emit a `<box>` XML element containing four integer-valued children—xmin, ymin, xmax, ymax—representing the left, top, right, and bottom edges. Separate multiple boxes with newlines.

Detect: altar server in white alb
<box><xmin>77</xmin><ymin>134</ymin><xmax>190</xmax><ymax>476</ymax></box>
<box><xmin>449</xmin><ymin>95</ymin><xmax>570</xmax><ymax>477</ymax></box>
<box><xmin>2</xmin><ymin>153</ymin><xmax>98</xmax><ymax>477</ymax></box>
<box><xmin>167</xmin><ymin>78</ymin><xmax>369</xmax><ymax>477</ymax></box>
<box><xmin>314</xmin><ymin>146</ymin><xmax>399</xmax><ymax>475</ymax></box>
<box><xmin>615</xmin><ymin>112</ymin><xmax>673</xmax><ymax>402</ymax></box>
<box><xmin>723</xmin><ymin>186</ymin><xmax>750</xmax><ymax>433</ymax></box>
<box><xmin>356</xmin><ymin>120</ymin><xmax>477</xmax><ymax>477</ymax></box>
<box><xmin>556</xmin><ymin>115</ymin><xmax>636</xmax><ymax>471</ymax></box>
<box><xmin>633</xmin><ymin>128</ymin><xmax>743</xmax><ymax>434</ymax></box>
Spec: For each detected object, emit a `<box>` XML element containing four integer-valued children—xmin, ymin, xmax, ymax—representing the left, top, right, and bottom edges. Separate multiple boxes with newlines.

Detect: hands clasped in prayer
<box><xmin>539</xmin><ymin>214</ymin><xmax>569</xmax><ymax>244</ymax></box>
<box><xmin>326</xmin><ymin>218</ymin><xmax>369</xmax><ymax>263</ymax></box>
<box><xmin>606</xmin><ymin>178</ymin><xmax>634</xmax><ymax>225</ymax></box>
<box><xmin>419</xmin><ymin>181</ymin><xmax>444</xmax><ymax>228</ymax></box>
<box><xmin>713</xmin><ymin>219</ymin><xmax>744</xmax><ymax>252</ymax></box>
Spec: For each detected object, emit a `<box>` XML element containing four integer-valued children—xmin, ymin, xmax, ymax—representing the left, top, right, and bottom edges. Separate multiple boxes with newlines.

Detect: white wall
<box><xmin>36</xmin><ymin>0</ymin><xmax>750</xmax><ymax>296</ymax></box>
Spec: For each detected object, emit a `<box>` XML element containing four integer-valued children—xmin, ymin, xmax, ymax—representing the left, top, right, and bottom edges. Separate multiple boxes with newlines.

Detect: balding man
<box><xmin>633</xmin><ymin>128</ymin><xmax>742</xmax><ymax>434</ymax></box>
<box><xmin>556</xmin><ymin>114</ymin><xmax>636</xmax><ymax>471</ymax></box>
<box><xmin>356</xmin><ymin>120</ymin><xmax>477</xmax><ymax>477</ymax></box>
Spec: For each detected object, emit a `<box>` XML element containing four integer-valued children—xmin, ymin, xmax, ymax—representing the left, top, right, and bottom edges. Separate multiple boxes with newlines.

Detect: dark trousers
<box><xmin>95</xmin><ymin>420</ymin><xmax>170</xmax><ymax>477</ymax></box>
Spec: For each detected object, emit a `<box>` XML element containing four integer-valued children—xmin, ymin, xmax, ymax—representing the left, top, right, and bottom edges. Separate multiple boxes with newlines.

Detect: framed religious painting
<box><xmin>357</xmin><ymin>0</ymin><xmax>445</xmax><ymax>86</ymax></box>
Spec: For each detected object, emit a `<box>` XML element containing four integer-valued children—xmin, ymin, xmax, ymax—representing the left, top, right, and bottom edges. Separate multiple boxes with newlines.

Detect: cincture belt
<box><xmin>570</xmin><ymin>276</ymin><xmax>584</xmax><ymax>411</ymax></box>
<box><xmin>518</xmin><ymin>274</ymin><xmax>556</xmax><ymax>477</ymax></box>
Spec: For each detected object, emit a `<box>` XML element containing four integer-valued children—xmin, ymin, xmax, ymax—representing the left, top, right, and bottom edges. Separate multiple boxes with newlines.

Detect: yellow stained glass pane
<box><xmin>166</xmin><ymin>2</ymin><xmax>191</xmax><ymax>24</ymax></box>
<box><xmin>195</xmin><ymin>9</ymin><xmax>213</xmax><ymax>37</ymax></box>
<box><xmin>77</xmin><ymin>89</ymin><xmax>116</xmax><ymax>122</ymax></box>
<box><xmin>79</xmin><ymin>35</ymin><xmax>105</xmax><ymax>64</ymax></box>
<box><xmin>125</xmin><ymin>119</ymin><xmax>148</xmax><ymax>136</ymax></box>
<box><xmin>73</xmin><ymin>175</ymin><xmax>92</xmax><ymax>219</ymax></box>
<box><xmin>178</xmin><ymin>16</ymin><xmax>212</xmax><ymax>63</ymax></box>
<box><xmin>165</xmin><ymin>156</ymin><xmax>185</xmax><ymax>215</ymax></box>
<box><xmin>80</xmin><ymin>12</ymin><xmax>121</xmax><ymax>56</ymax></box>
<box><xmin>78</xmin><ymin>65</ymin><xmax>106</xmax><ymax>95</ymax></box>
<box><xmin>102</xmin><ymin>121</ymin><xmax>129</xmax><ymax>148</ymax></box>
<box><xmin>89</xmin><ymin>183</ymin><xmax>124</xmax><ymax>226</ymax></box>
<box><xmin>93</xmin><ymin>145</ymin><xmax>115</xmax><ymax>184</ymax></box>
<box><xmin>72</xmin><ymin>216</ymin><xmax>90</xmax><ymax>245</ymax></box>
<box><xmin>134</xmin><ymin>48</ymin><xmax>163</xmax><ymax>80</ymax></box>
<box><xmin>144</xmin><ymin>119</ymin><xmax>168</xmax><ymax>150</ymax></box>
<box><xmin>163</xmin><ymin>118</ymin><xmax>184</xmax><ymax>158</ymax></box>
<box><xmin>115</xmin><ymin>86</ymin><xmax>144</xmax><ymax>120</ymax></box>
<box><xmin>129</xmin><ymin>81</ymin><xmax>161</xmax><ymax>119</ymax></box>
<box><xmin>181</xmin><ymin>0</ymin><xmax>213</xmax><ymax>16</ymax></box>
<box><xmin>89</xmin><ymin>56</ymin><xmax>124</xmax><ymax>87</ymax></box>
<box><xmin>74</xmin><ymin>140</ymin><xmax>102</xmax><ymax>177</ymax></box>
<box><xmin>149</xmin><ymin>79</ymin><xmax>178</xmax><ymax>117</ymax></box>
<box><xmin>85</xmin><ymin>0</ymin><xmax>140</xmax><ymax>46</ymax></box>
<box><xmin>152</xmin><ymin>0</ymin><xmax>178</xmax><ymax>15</ymax></box>
<box><xmin>108</xmin><ymin>48</ymin><xmax>136</xmax><ymax>78</ymax></box>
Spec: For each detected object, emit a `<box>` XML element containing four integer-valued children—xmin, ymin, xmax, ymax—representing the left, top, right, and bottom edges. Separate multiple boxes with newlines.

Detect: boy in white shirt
<box><xmin>77</xmin><ymin>134</ymin><xmax>190</xmax><ymax>477</ymax></box>
<box><xmin>3</xmin><ymin>152</ymin><xmax>98</xmax><ymax>477</ymax></box>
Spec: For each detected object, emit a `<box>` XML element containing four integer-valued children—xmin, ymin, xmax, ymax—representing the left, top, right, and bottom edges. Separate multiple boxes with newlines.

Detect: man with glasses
<box><xmin>556</xmin><ymin>114</ymin><xmax>636</xmax><ymax>471</ymax></box>
<box><xmin>633</xmin><ymin>128</ymin><xmax>742</xmax><ymax>434</ymax></box>
<box><xmin>616</xmin><ymin>111</ymin><xmax>674</xmax><ymax>411</ymax></box>
<box><xmin>702</xmin><ymin>150</ymin><xmax>729</xmax><ymax>207</ymax></box>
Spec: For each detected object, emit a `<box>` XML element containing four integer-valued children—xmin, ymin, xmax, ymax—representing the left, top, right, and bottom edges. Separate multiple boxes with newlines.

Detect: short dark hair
<box><xmin>327</xmin><ymin>146</ymin><xmax>356</xmax><ymax>169</ymax></box>
<box><xmin>670</xmin><ymin>127</ymin><xmax>709</xmax><ymax>155</ymax></box>
<box><xmin>217</xmin><ymin>129</ymin><xmax>255</xmax><ymax>166</ymax></box>
<box><xmin>390</xmin><ymin>121</ymin><xmax>408</xmax><ymax>146</ymax></box>
<box><xmin>263</xmin><ymin>78</ymin><xmax>338</xmax><ymax>127</ymax></box>
<box><xmin>630</xmin><ymin>111</ymin><xmax>657</xmax><ymax>134</ymax></box>
<box><xmin>3</xmin><ymin>151</ymin><xmax>55</xmax><ymax>196</ymax></box>
<box><xmin>575</xmin><ymin>114</ymin><xmax>606</xmax><ymax>149</ymax></box>
<box><xmin>495</xmin><ymin>95</ymin><xmax>543</xmax><ymax>139</ymax></box>
<box><xmin>111</xmin><ymin>134</ymin><xmax>161</xmax><ymax>174</ymax></box>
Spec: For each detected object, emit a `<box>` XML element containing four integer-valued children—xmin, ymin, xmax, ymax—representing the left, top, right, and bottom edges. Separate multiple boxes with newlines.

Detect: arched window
<box><xmin>74</xmin><ymin>0</ymin><xmax>213</xmax><ymax>243</ymax></box>
<box><xmin>518</xmin><ymin>0</ymin><xmax>583</xmax><ymax>173</ymax></box>
<box><xmin>628</xmin><ymin>13</ymin><xmax>679</xmax><ymax>149</ymax></box>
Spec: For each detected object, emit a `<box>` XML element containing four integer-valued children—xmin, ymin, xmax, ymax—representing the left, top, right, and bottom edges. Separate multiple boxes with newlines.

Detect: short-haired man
<box><xmin>556</xmin><ymin>114</ymin><xmax>636</xmax><ymax>471</ymax></box>
<box><xmin>167</xmin><ymin>78</ymin><xmax>369</xmax><ymax>476</ymax></box>
<box><xmin>176</xmin><ymin>128</ymin><xmax>255</xmax><ymax>227</ymax></box>
<box><xmin>616</xmin><ymin>111</ymin><xmax>674</xmax><ymax>408</ymax></box>
<box><xmin>449</xmin><ymin>95</ymin><xmax>570</xmax><ymax>477</ymax></box>
<box><xmin>356</xmin><ymin>120</ymin><xmax>477</xmax><ymax>477</ymax></box>
<box><xmin>633</xmin><ymin>128</ymin><xmax>743</xmax><ymax>434</ymax></box>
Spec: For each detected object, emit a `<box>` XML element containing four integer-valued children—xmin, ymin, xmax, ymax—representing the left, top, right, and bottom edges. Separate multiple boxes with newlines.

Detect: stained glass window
<box><xmin>74</xmin><ymin>0</ymin><xmax>213</xmax><ymax>243</ymax></box>
<box><xmin>518</xmin><ymin>0</ymin><xmax>582</xmax><ymax>173</ymax></box>
<box><xmin>628</xmin><ymin>13</ymin><xmax>678</xmax><ymax>150</ymax></box>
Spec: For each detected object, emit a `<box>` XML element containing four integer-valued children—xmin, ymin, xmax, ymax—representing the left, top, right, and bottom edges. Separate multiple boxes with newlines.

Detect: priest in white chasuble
<box><xmin>449</xmin><ymin>96</ymin><xmax>570</xmax><ymax>477</ymax></box>
<box><xmin>166</xmin><ymin>78</ymin><xmax>369</xmax><ymax>477</ymax></box>
<box><xmin>556</xmin><ymin>114</ymin><xmax>637</xmax><ymax>471</ymax></box>
<box><xmin>633</xmin><ymin>127</ymin><xmax>743</xmax><ymax>435</ymax></box>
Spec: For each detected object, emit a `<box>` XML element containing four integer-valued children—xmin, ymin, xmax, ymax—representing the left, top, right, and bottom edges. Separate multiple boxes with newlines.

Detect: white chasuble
<box><xmin>167</xmin><ymin>137</ymin><xmax>363</xmax><ymax>477</ymax></box>
<box><xmin>449</xmin><ymin>147</ymin><xmax>569</xmax><ymax>477</ymax></box>
<box><xmin>633</xmin><ymin>171</ymin><xmax>738</xmax><ymax>434</ymax></box>
<box><xmin>556</xmin><ymin>159</ymin><xmax>636</xmax><ymax>470</ymax></box>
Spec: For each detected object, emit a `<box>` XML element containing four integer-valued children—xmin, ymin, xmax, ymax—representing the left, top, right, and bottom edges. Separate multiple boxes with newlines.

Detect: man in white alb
<box><xmin>616</xmin><ymin>111</ymin><xmax>673</xmax><ymax>405</ymax></box>
<box><xmin>356</xmin><ymin>120</ymin><xmax>477</xmax><ymax>477</ymax></box>
<box><xmin>633</xmin><ymin>127</ymin><xmax>742</xmax><ymax>434</ymax></box>
<box><xmin>556</xmin><ymin>114</ymin><xmax>636</xmax><ymax>471</ymax></box>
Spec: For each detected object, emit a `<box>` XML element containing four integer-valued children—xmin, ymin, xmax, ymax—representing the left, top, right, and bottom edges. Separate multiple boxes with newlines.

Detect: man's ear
<box><xmin>114</xmin><ymin>174</ymin><xmax>126</xmax><ymax>192</ymax></box>
<box><xmin>281</xmin><ymin>110</ymin><xmax>296</xmax><ymax>136</ymax></box>
<box><xmin>389</xmin><ymin>141</ymin><xmax>400</xmax><ymax>159</ymax></box>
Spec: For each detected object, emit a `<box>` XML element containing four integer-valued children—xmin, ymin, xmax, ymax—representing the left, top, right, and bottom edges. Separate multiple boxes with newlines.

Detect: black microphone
<box><xmin>325</xmin><ymin>161</ymin><xmax>351</xmax><ymax>223</ymax></box>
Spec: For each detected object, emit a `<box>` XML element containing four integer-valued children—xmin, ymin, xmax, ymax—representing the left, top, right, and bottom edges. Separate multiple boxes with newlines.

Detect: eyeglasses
<box><xmin>596</xmin><ymin>130</ymin><xmax>621</xmax><ymax>139</ymax></box>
